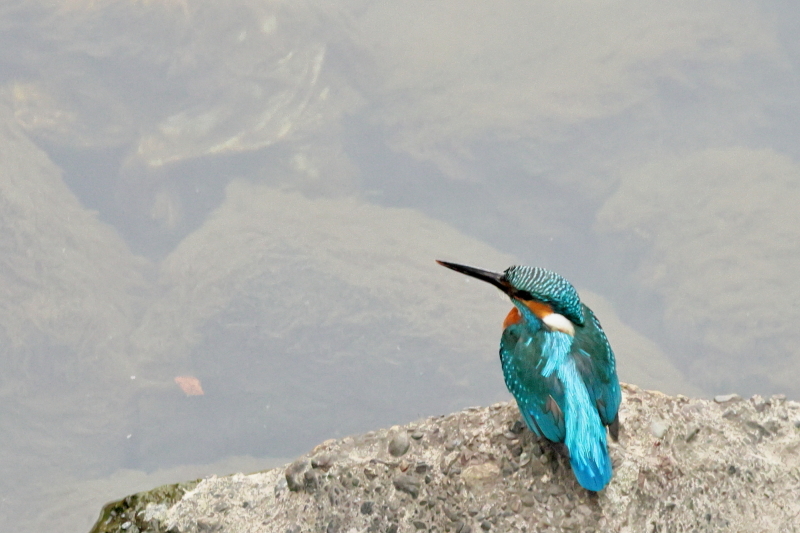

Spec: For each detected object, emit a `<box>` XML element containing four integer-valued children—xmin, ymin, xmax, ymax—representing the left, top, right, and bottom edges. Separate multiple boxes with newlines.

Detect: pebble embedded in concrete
<box><xmin>714</xmin><ymin>394</ymin><xmax>742</xmax><ymax>403</ymax></box>
<box><xmin>389</xmin><ymin>432</ymin><xmax>411</xmax><ymax>457</ymax></box>
<box><xmin>649</xmin><ymin>418</ymin><xmax>669</xmax><ymax>439</ymax></box>
<box><xmin>393</xmin><ymin>474</ymin><xmax>421</xmax><ymax>498</ymax></box>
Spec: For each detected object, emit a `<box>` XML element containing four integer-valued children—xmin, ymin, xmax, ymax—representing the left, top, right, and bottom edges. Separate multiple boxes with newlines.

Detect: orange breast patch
<box><xmin>503</xmin><ymin>300</ymin><xmax>555</xmax><ymax>328</ymax></box>
<box><xmin>503</xmin><ymin>307</ymin><xmax>522</xmax><ymax>328</ymax></box>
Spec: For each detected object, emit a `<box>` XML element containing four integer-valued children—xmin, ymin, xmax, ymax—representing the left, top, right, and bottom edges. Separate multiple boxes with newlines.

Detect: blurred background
<box><xmin>1</xmin><ymin>1</ymin><xmax>799</xmax><ymax>530</ymax></box>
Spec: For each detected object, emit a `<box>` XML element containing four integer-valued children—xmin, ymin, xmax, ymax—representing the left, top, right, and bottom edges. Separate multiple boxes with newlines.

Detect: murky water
<box><xmin>1</xmin><ymin>1</ymin><xmax>799</xmax><ymax>531</ymax></box>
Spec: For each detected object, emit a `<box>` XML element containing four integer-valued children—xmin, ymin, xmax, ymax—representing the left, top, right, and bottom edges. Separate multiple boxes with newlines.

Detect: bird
<box><xmin>436</xmin><ymin>260</ymin><xmax>621</xmax><ymax>491</ymax></box>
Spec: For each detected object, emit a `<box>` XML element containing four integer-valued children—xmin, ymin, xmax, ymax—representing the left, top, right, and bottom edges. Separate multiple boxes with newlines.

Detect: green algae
<box><xmin>89</xmin><ymin>480</ymin><xmax>200</xmax><ymax>533</ymax></box>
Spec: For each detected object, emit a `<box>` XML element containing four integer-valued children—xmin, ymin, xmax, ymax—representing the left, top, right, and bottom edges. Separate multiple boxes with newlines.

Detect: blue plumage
<box><xmin>437</xmin><ymin>260</ymin><xmax>621</xmax><ymax>491</ymax></box>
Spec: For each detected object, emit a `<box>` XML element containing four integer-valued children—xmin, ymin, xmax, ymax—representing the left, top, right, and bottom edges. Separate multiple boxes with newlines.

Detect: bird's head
<box><xmin>436</xmin><ymin>260</ymin><xmax>585</xmax><ymax>335</ymax></box>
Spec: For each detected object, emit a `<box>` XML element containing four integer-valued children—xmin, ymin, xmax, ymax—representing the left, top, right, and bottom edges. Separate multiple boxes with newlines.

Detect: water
<box><xmin>1</xmin><ymin>1</ymin><xmax>799</xmax><ymax>531</ymax></box>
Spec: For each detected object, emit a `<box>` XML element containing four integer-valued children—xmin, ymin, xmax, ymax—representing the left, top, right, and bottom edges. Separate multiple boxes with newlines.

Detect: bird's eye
<box><xmin>516</xmin><ymin>290</ymin><xmax>534</xmax><ymax>300</ymax></box>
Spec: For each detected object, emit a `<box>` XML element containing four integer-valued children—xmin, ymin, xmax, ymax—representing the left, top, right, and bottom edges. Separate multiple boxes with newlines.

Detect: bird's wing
<box><xmin>500</xmin><ymin>324</ymin><xmax>566</xmax><ymax>442</ymax></box>
<box><xmin>571</xmin><ymin>304</ymin><xmax>622</xmax><ymax>428</ymax></box>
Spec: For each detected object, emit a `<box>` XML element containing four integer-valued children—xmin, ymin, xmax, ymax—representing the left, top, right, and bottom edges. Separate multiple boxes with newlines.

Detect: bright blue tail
<box><xmin>555</xmin><ymin>347</ymin><xmax>614</xmax><ymax>491</ymax></box>
<box><xmin>539</xmin><ymin>331</ymin><xmax>615</xmax><ymax>491</ymax></box>
<box><xmin>569</xmin><ymin>441</ymin><xmax>612</xmax><ymax>492</ymax></box>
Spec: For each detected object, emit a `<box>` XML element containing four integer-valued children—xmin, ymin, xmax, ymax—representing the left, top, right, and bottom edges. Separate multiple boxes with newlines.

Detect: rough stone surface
<box><xmin>95</xmin><ymin>384</ymin><xmax>800</xmax><ymax>533</ymax></box>
<box><xmin>714</xmin><ymin>393</ymin><xmax>743</xmax><ymax>403</ymax></box>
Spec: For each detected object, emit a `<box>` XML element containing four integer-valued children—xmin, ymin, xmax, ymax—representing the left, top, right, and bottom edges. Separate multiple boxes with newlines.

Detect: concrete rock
<box><xmin>92</xmin><ymin>384</ymin><xmax>800</xmax><ymax>533</ymax></box>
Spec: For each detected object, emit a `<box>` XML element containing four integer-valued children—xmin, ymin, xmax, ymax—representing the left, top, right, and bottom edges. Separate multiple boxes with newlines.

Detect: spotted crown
<box><xmin>503</xmin><ymin>265</ymin><xmax>585</xmax><ymax>326</ymax></box>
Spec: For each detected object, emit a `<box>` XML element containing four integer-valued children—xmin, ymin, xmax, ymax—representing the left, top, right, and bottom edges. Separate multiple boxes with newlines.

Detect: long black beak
<box><xmin>436</xmin><ymin>260</ymin><xmax>511</xmax><ymax>294</ymax></box>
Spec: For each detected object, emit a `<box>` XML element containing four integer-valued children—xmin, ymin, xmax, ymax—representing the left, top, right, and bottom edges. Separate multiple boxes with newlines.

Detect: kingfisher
<box><xmin>437</xmin><ymin>260</ymin><xmax>621</xmax><ymax>491</ymax></box>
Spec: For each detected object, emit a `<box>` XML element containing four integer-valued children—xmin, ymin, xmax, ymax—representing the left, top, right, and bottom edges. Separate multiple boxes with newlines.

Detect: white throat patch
<box><xmin>542</xmin><ymin>312</ymin><xmax>575</xmax><ymax>336</ymax></box>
